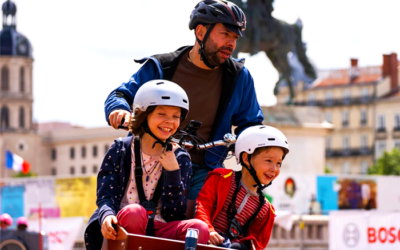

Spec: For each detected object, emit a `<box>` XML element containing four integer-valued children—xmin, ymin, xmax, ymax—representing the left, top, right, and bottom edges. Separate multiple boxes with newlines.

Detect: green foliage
<box><xmin>325</xmin><ymin>166</ymin><xmax>333</xmax><ymax>174</ymax></box>
<box><xmin>12</xmin><ymin>171</ymin><xmax>38</xmax><ymax>178</ymax></box>
<box><xmin>368</xmin><ymin>148</ymin><xmax>400</xmax><ymax>175</ymax></box>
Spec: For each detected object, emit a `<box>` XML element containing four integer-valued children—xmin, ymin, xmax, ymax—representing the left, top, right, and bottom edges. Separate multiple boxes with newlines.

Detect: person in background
<box><xmin>0</xmin><ymin>213</ymin><xmax>13</xmax><ymax>229</ymax></box>
<box><xmin>17</xmin><ymin>217</ymin><xmax>28</xmax><ymax>231</ymax></box>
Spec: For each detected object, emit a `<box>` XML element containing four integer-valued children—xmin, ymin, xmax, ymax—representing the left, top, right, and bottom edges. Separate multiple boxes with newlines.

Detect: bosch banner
<box><xmin>329</xmin><ymin>211</ymin><xmax>400</xmax><ymax>250</ymax></box>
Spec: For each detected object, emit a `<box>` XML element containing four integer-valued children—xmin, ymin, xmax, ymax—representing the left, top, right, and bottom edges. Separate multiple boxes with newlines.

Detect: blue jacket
<box><xmin>105</xmin><ymin>46</ymin><xmax>263</xmax><ymax>168</ymax></box>
<box><xmin>84</xmin><ymin>136</ymin><xmax>192</xmax><ymax>250</ymax></box>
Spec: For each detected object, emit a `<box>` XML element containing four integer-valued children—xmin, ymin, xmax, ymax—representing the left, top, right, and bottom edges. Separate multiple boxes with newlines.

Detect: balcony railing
<box><xmin>294</xmin><ymin>95</ymin><xmax>375</xmax><ymax>107</ymax></box>
<box><xmin>376</xmin><ymin>127</ymin><xmax>386</xmax><ymax>133</ymax></box>
<box><xmin>326</xmin><ymin>147</ymin><xmax>373</xmax><ymax>158</ymax></box>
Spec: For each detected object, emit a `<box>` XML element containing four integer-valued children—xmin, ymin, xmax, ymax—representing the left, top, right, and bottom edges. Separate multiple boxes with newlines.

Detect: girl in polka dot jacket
<box><xmin>84</xmin><ymin>80</ymin><xmax>209</xmax><ymax>250</ymax></box>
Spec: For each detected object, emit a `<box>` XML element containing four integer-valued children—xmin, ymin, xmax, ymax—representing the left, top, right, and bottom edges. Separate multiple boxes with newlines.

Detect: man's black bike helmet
<box><xmin>189</xmin><ymin>0</ymin><xmax>246</xmax><ymax>69</ymax></box>
<box><xmin>189</xmin><ymin>0</ymin><xmax>246</xmax><ymax>37</ymax></box>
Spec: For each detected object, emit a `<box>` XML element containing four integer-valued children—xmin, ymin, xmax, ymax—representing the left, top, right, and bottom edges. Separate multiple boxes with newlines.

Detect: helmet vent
<box><xmin>285</xmin><ymin>141</ymin><xmax>288</xmax><ymax>144</ymax></box>
<box><xmin>182</xmin><ymin>99</ymin><xmax>188</xmax><ymax>103</ymax></box>
<box><xmin>199</xmin><ymin>9</ymin><xmax>207</xmax><ymax>15</ymax></box>
<box><xmin>161</xmin><ymin>96</ymin><xmax>170</xmax><ymax>100</ymax></box>
<box><xmin>268</xmin><ymin>138</ymin><xmax>275</xmax><ymax>141</ymax></box>
<box><xmin>156</xmin><ymin>82</ymin><xmax>164</xmax><ymax>85</ymax></box>
<box><xmin>260</xmin><ymin>126</ymin><xmax>266</xmax><ymax>129</ymax></box>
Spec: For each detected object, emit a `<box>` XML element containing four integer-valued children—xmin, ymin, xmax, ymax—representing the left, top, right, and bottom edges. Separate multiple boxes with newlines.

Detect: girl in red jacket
<box><xmin>195</xmin><ymin>125</ymin><xmax>289</xmax><ymax>250</ymax></box>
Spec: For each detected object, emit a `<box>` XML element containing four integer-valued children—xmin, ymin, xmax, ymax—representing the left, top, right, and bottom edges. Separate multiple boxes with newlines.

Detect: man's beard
<box><xmin>202</xmin><ymin>38</ymin><xmax>233</xmax><ymax>67</ymax></box>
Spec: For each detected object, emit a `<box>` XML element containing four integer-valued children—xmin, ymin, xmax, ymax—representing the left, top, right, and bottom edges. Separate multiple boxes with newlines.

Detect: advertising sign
<box><xmin>28</xmin><ymin>217</ymin><xmax>84</xmax><ymax>250</ymax></box>
<box><xmin>329</xmin><ymin>211</ymin><xmax>400</xmax><ymax>250</ymax></box>
<box><xmin>55</xmin><ymin>176</ymin><xmax>97</xmax><ymax>218</ymax></box>
<box><xmin>1</xmin><ymin>185</ymin><xmax>25</xmax><ymax>227</ymax></box>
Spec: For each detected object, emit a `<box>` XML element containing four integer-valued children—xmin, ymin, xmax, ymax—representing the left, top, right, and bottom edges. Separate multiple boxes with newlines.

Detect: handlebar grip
<box><xmin>118</xmin><ymin>118</ymin><xmax>129</xmax><ymax>130</ymax></box>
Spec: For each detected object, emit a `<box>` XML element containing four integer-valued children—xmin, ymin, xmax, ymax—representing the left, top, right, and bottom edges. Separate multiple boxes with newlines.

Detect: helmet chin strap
<box><xmin>195</xmin><ymin>23</ymin><xmax>216</xmax><ymax>69</ymax></box>
<box><xmin>241</xmin><ymin>154</ymin><xmax>272</xmax><ymax>194</ymax></box>
<box><xmin>143</xmin><ymin>121</ymin><xmax>172</xmax><ymax>150</ymax></box>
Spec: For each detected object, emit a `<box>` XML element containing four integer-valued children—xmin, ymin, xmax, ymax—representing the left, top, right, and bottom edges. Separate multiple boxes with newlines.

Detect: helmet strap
<box><xmin>195</xmin><ymin>23</ymin><xmax>216</xmax><ymax>69</ymax></box>
<box><xmin>241</xmin><ymin>154</ymin><xmax>272</xmax><ymax>194</ymax></box>
<box><xmin>142</xmin><ymin>121</ymin><xmax>172</xmax><ymax>149</ymax></box>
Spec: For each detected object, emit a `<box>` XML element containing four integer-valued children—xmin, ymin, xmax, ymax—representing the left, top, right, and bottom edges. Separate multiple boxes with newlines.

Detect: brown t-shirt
<box><xmin>171</xmin><ymin>51</ymin><xmax>223</xmax><ymax>164</ymax></box>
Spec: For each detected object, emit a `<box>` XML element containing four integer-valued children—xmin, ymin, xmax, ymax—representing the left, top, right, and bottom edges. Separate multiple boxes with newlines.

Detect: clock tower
<box><xmin>0</xmin><ymin>0</ymin><xmax>40</xmax><ymax>178</ymax></box>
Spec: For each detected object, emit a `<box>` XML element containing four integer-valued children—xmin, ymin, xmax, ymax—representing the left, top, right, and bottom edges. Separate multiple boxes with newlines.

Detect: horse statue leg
<box><xmin>266</xmin><ymin>48</ymin><xmax>295</xmax><ymax>104</ymax></box>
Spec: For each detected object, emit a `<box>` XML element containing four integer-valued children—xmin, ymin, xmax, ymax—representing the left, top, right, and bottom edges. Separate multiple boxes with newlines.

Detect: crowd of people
<box><xmin>83</xmin><ymin>1</ymin><xmax>290</xmax><ymax>250</ymax></box>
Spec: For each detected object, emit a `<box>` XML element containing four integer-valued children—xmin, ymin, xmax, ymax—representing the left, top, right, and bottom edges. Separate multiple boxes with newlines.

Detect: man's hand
<box><xmin>109</xmin><ymin>110</ymin><xmax>131</xmax><ymax>130</ymax></box>
<box><xmin>208</xmin><ymin>231</ymin><xmax>224</xmax><ymax>246</ymax></box>
<box><xmin>101</xmin><ymin>215</ymin><xmax>118</xmax><ymax>240</ymax></box>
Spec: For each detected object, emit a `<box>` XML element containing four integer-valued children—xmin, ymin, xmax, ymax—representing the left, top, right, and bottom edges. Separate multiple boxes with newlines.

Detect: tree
<box><xmin>368</xmin><ymin>148</ymin><xmax>400</xmax><ymax>175</ymax></box>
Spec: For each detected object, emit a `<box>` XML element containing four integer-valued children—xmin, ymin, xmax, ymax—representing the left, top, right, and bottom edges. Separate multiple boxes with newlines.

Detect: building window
<box><xmin>344</xmin><ymin>89</ymin><xmax>350</xmax><ymax>103</ymax></box>
<box><xmin>377</xmin><ymin>115</ymin><xmax>386</xmax><ymax>132</ymax></box>
<box><xmin>70</xmin><ymin>147</ymin><xmax>75</xmax><ymax>159</ymax></box>
<box><xmin>361</xmin><ymin>135</ymin><xmax>367</xmax><ymax>149</ymax></box>
<box><xmin>93</xmin><ymin>165</ymin><xmax>98</xmax><ymax>174</ymax></box>
<box><xmin>325</xmin><ymin>112</ymin><xmax>332</xmax><ymax>123</ymax></box>
<box><xmin>343</xmin><ymin>162</ymin><xmax>350</xmax><ymax>174</ymax></box>
<box><xmin>1</xmin><ymin>66</ymin><xmax>9</xmax><ymax>91</ymax></box>
<box><xmin>51</xmin><ymin>167</ymin><xmax>57</xmax><ymax>176</ymax></box>
<box><xmin>394</xmin><ymin>113</ymin><xmax>400</xmax><ymax>130</ymax></box>
<box><xmin>93</xmin><ymin>145</ymin><xmax>98</xmax><ymax>157</ymax></box>
<box><xmin>362</xmin><ymin>88</ymin><xmax>368</xmax><ymax>101</ymax></box>
<box><xmin>360</xmin><ymin>109</ymin><xmax>367</xmax><ymax>125</ymax></box>
<box><xmin>0</xmin><ymin>106</ymin><xmax>10</xmax><ymax>128</ymax></box>
<box><xmin>308</xmin><ymin>93</ymin><xmax>315</xmax><ymax>105</ymax></box>
<box><xmin>105</xmin><ymin>144</ymin><xmax>109</xmax><ymax>154</ymax></box>
<box><xmin>326</xmin><ymin>91</ymin><xmax>332</xmax><ymax>105</ymax></box>
<box><xmin>343</xmin><ymin>136</ymin><xmax>350</xmax><ymax>150</ymax></box>
<box><xmin>326</xmin><ymin>137</ymin><xmax>331</xmax><ymax>150</ymax></box>
<box><xmin>19</xmin><ymin>106</ymin><xmax>25</xmax><ymax>128</ymax></box>
<box><xmin>394</xmin><ymin>140</ymin><xmax>400</xmax><ymax>150</ymax></box>
<box><xmin>20</xmin><ymin>67</ymin><xmax>25</xmax><ymax>93</ymax></box>
<box><xmin>51</xmin><ymin>148</ymin><xmax>56</xmax><ymax>161</ymax></box>
<box><xmin>342</xmin><ymin>110</ymin><xmax>349</xmax><ymax>127</ymax></box>
<box><xmin>361</xmin><ymin>162</ymin><xmax>368</xmax><ymax>174</ymax></box>
<box><xmin>376</xmin><ymin>141</ymin><xmax>387</xmax><ymax>158</ymax></box>
<box><xmin>70</xmin><ymin>166</ymin><xmax>75</xmax><ymax>175</ymax></box>
<box><xmin>82</xmin><ymin>146</ymin><xmax>86</xmax><ymax>158</ymax></box>
<box><xmin>82</xmin><ymin>166</ymin><xmax>86</xmax><ymax>174</ymax></box>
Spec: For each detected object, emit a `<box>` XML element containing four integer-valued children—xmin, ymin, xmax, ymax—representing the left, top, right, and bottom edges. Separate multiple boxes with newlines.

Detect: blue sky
<box><xmin>11</xmin><ymin>0</ymin><xmax>400</xmax><ymax>127</ymax></box>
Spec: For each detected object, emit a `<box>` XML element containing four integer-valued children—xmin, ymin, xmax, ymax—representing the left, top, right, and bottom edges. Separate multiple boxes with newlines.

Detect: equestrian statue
<box><xmin>231</xmin><ymin>0</ymin><xmax>316</xmax><ymax>103</ymax></box>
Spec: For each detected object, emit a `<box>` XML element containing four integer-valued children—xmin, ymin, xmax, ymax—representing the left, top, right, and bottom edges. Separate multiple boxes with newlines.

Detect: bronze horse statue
<box><xmin>231</xmin><ymin>0</ymin><xmax>316</xmax><ymax>103</ymax></box>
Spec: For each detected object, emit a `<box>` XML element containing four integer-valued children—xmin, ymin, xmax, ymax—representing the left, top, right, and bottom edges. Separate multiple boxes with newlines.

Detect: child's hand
<box><xmin>159</xmin><ymin>151</ymin><xmax>179</xmax><ymax>171</ymax></box>
<box><xmin>101</xmin><ymin>215</ymin><xmax>118</xmax><ymax>240</ymax></box>
<box><xmin>208</xmin><ymin>231</ymin><xmax>224</xmax><ymax>246</ymax></box>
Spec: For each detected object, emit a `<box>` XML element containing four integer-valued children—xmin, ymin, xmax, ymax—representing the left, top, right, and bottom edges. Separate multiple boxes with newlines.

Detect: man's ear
<box><xmin>195</xmin><ymin>24</ymin><xmax>207</xmax><ymax>41</ymax></box>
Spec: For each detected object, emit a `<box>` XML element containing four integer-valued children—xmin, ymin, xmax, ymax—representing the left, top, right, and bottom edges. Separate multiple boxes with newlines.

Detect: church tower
<box><xmin>0</xmin><ymin>0</ymin><xmax>40</xmax><ymax>178</ymax></box>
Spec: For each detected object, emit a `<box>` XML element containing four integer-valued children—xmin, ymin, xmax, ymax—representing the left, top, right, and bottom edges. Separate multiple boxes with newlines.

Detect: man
<box><xmin>104</xmin><ymin>0</ymin><xmax>263</xmax><ymax>217</ymax></box>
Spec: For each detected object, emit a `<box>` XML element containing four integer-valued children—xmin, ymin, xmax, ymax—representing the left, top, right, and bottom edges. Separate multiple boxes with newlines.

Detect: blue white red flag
<box><xmin>5</xmin><ymin>150</ymin><xmax>30</xmax><ymax>174</ymax></box>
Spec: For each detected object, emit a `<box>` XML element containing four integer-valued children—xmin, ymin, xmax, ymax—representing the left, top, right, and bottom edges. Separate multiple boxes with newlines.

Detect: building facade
<box><xmin>0</xmin><ymin>0</ymin><xmax>126</xmax><ymax>179</ymax></box>
<box><xmin>277</xmin><ymin>54</ymin><xmax>400</xmax><ymax>174</ymax></box>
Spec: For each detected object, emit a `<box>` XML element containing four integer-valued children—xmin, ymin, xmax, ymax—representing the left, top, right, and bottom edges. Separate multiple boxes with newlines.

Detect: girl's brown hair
<box><xmin>129</xmin><ymin>106</ymin><xmax>156</xmax><ymax>136</ymax></box>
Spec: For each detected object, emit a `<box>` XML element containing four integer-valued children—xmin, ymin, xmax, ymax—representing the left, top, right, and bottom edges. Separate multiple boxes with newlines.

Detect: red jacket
<box><xmin>195</xmin><ymin>169</ymin><xmax>275</xmax><ymax>250</ymax></box>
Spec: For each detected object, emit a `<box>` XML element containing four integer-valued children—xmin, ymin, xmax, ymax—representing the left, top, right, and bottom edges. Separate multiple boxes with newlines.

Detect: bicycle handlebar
<box><xmin>170</xmin><ymin>133</ymin><xmax>236</xmax><ymax>150</ymax></box>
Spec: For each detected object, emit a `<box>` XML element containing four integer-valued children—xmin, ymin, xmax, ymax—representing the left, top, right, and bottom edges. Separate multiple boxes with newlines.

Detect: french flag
<box><xmin>5</xmin><ymin>150</ymin><xmax>31</xmax><ymax>174</ymax></box>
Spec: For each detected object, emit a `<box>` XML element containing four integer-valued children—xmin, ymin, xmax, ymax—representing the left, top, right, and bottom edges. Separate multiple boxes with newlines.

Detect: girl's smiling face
<box><xmin>146</xmin><ymin>105</ymin><xmax>181</xmax><ymax>141</ymax></box>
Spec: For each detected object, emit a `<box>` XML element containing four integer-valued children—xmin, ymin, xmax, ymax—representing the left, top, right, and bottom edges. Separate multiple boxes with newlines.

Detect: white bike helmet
<box><xmin>235</xmin><ymin>125</ymin><xmax>289</xmax><ymax>164</ymax></box>
<box><xmin>133</xmin><ymin>80</ymin><xmax>189</xmax><ymax>120</ymax></box>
